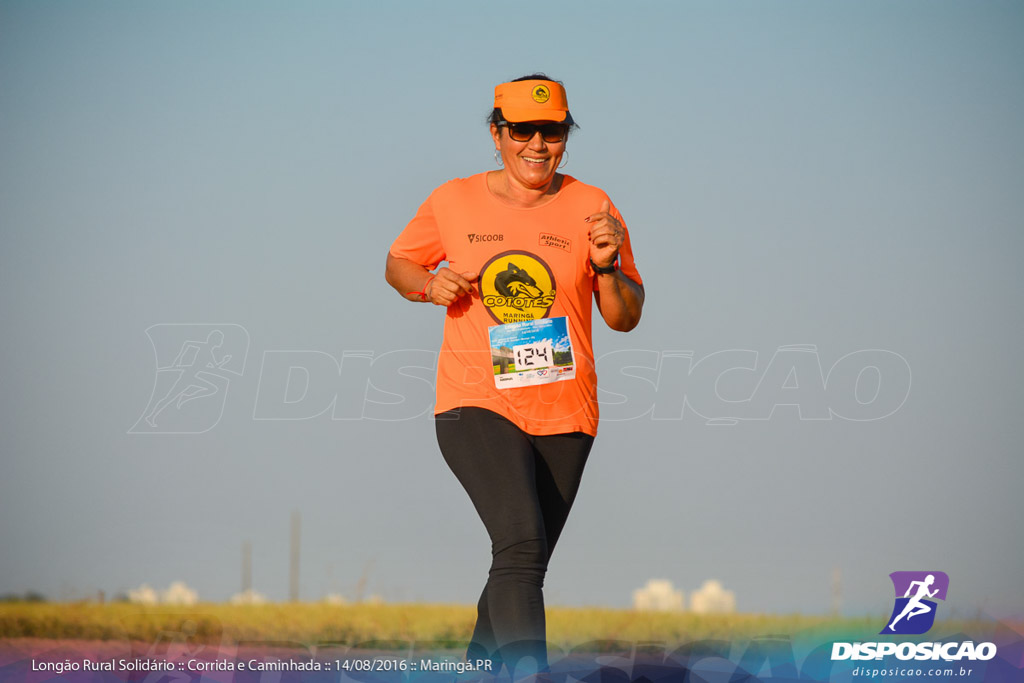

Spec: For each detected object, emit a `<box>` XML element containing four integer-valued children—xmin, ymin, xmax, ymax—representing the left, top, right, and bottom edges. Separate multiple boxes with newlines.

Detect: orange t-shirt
<box><xmin>389</xmin><ymin>172</ymin><xmax>643</xmax><ymax>437</ymax></box>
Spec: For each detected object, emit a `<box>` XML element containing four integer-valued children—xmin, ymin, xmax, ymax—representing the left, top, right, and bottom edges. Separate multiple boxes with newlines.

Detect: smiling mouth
<box><xmin>521</xmin><ymin>157</ymin><xmax>548</xmax><ymax>165</ymax></box>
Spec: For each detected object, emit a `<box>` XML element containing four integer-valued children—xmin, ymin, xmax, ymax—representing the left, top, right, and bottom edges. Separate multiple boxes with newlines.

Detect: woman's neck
<box><xmin>487</xmin><ymin>171</ymin><xmax>563</xmax><ymax>208</ymax></box>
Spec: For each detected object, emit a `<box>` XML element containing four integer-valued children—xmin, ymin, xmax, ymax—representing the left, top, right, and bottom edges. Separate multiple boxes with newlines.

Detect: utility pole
<box><xmin>831</xmin><ymin>567</ymin><xmax>843</xmax><ymax>616</ymax></box>
<box><xmin>242</xmin><ymin>540</ymin><xmax>252</xmax><ymax>594</ymax></box>
<box><xmin>289</xmin><ymin>511</ymin><xmax>301</xmax><ymax>602</ymax></box>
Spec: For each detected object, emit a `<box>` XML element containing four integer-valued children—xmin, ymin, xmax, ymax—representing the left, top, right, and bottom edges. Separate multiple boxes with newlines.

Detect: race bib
<box><xmin>489</xmin><ymin>316</ymin><xmax>576</xmax><ymax>389</ymax></box>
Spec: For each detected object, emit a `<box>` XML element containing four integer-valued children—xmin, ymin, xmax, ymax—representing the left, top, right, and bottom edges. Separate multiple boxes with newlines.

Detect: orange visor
<box><xmin>493</xmin><ymin>79</ymin><xmax>569</xmax><ymax>123</ymax></box>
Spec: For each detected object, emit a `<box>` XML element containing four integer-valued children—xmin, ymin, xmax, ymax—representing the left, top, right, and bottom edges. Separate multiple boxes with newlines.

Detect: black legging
<box><xmin>435</xmin><ymin>407</ymin><xmax>594</xmax><ymax>677</ymax></box>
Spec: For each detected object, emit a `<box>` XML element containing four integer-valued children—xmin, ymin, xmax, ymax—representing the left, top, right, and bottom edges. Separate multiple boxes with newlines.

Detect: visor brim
<box><xmin>500</xmin><ymin>107</ymin><xmax>568</xmax><ymax>123</ymax></box>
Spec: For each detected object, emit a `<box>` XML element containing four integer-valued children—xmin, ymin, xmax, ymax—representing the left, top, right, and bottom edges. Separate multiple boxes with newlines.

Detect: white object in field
<box><xmin>632</xmin><ymin>579</ymin><xmax>685</xmax><ymax>612</ymax></box>
<box><xmin>690</xmin><ymin>579</ymin><xmax>736</xmax><ymax>614</ymax></box>
<box><xmin>230</xmin><ymin>588</ymin><xmax>268</xmax><ymax>605</ymax></box>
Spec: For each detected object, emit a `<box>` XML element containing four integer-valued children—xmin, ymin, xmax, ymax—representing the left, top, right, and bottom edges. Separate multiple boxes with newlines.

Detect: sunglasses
<box><xmin>499</xmin><ymin>121</ymin><xmax>569</xmax><ymax>143</ymax></box>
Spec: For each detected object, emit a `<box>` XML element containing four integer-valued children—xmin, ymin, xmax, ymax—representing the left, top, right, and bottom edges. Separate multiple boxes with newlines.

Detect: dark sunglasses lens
<box><xmin>540</xmin><ymin>124</ymin><xmax>567</xmax><ymax>142</ymax></box>
<box><xmin>506</xmin><ymin>123</ymin><xmax>566</xmax><ymax>142</ymax></box>
<box><xmin>507</xmin><ymin>123</ymin><xmax>535</xmax><ymax>141</ymax></box>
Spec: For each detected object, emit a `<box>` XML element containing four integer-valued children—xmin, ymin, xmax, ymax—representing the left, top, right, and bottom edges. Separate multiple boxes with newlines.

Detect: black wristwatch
<box><xmin>590</xmin><ymin>258</ymin><xmax>618</xmax><ymax>275</ymax></box>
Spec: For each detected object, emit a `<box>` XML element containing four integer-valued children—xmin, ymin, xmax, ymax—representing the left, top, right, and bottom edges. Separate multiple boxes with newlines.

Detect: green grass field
<box><xmin>0</xmin><ymin>602</ymin><xmax>989</xmax><ymax>649</ymax></box>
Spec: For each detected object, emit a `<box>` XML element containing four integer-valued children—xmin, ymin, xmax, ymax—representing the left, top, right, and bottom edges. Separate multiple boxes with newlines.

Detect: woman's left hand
<box><xmin>586</xmin><ymin>199</ymin><xmax>624</xmax><ymax>269</ymax></box>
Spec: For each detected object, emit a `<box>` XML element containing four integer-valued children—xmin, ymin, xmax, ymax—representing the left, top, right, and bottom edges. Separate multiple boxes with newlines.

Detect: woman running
<box><xmin>386</xmin><ymin>74</ymin><xmax>645</xmax><ymax>679</ymax></box>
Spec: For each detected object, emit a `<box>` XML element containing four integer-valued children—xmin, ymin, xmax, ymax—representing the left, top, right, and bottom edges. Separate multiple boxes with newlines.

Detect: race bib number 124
<box><xmin>489</xmin><ymin>317</ymin><xmax>576</xmax><ymax>389</ymax></box>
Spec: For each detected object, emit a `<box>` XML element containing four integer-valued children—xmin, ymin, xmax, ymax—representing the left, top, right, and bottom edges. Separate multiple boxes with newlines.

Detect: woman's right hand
<box><xmin>427</xmin><ymin>267</ymin><xmax>479</xmax><ymax>306</ymax></box>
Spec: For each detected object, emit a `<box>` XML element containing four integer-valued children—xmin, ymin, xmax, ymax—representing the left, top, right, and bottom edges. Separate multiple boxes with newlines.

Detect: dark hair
<box><xmin>488</xmin><ymin>72</ymin><xmax>579</xmax><ymax>131</ymax></box>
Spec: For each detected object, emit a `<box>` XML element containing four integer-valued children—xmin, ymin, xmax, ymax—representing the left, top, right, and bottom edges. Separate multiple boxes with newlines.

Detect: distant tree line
<box><xmin>0</xmin><ymin>591</ymin><xmax>47</xmax><ymax>602</ymax></box>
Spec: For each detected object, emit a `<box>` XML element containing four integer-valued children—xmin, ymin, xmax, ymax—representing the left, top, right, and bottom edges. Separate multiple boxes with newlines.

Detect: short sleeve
<box><xmin>389</xmin><ymin>192</ymin><xmax>446</xmax><ymax>270</ymax></box>
<box><xmin>592</xmin><ymin>203</ymin><xmax>643</xmax><ymax>290</ymax></box>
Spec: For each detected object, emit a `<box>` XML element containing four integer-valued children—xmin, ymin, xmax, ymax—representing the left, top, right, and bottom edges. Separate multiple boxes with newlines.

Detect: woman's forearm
<box><xmin>385</xmin><ymin>252</ymin><xmax>435</xmax><ymax>302</ymax></box>
<box><xmin>595</xmin><ymin>271</ymin><xmax>645</xmax><ymax>331</ymax></box>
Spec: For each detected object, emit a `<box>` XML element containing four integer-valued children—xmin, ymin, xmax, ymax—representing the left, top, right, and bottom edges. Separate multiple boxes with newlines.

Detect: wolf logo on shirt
<box><xmin>480</xmin><ymin>250</ymin><xmax>556</xmax><ymax>323</ymax></box>
<box><xmin>495</xmin><ymin>263</ymin><xmax>544</xmax><ymax>307</ymax></box>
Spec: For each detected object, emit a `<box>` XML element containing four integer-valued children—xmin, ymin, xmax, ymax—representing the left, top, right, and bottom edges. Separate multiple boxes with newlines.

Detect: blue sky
<box><xmin>1</xmin><ymin>1</ymin><xmax>1022</xmax><ymax>620</ymax></box>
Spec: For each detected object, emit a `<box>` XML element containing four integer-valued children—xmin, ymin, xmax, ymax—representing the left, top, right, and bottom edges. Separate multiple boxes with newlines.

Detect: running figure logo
<box><xmin>881</xmin><ymin>571</ymin><xmax>950</xmax><ymax>635</ymax></box>
<box><xmin>129</xmin><ymin>324</ymin><xmax>249</xmax><ymax>434</ymax></box>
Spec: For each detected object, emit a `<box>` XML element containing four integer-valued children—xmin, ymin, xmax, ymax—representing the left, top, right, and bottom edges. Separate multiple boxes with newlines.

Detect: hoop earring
<box><xmin>494</xmin><ymin>150</ymin><xmax>503</xmax><ymax>167</ymax></box>
<box><xmin>558</xmin><ymin>150</ymin><xmax>568</xmax><ymax>169</ymax></box>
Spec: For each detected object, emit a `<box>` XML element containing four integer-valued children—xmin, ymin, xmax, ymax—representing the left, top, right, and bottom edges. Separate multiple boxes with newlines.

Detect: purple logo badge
<box><xmin>882</xmin><ymin>571</ymin><xmax>949</xmax><ymax>635</ymax></box>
